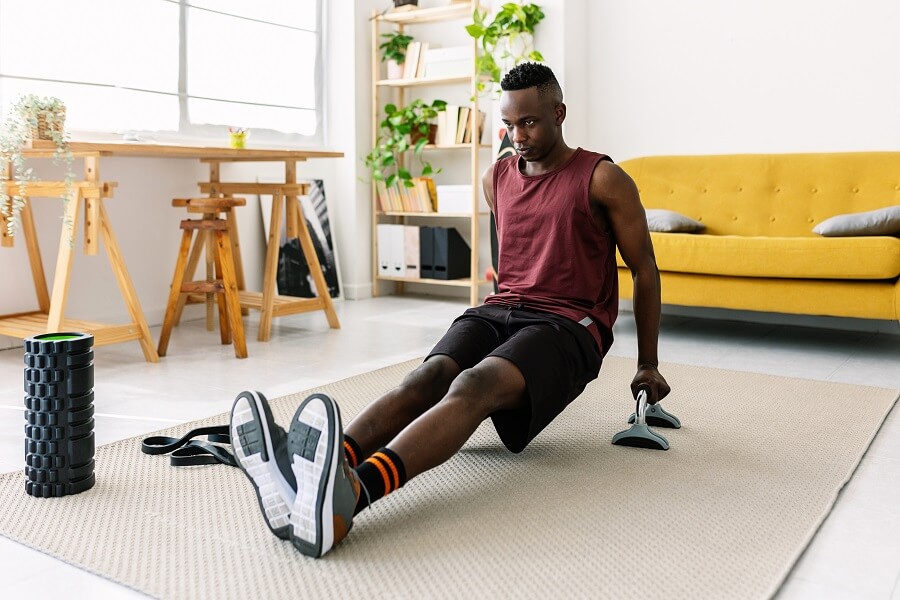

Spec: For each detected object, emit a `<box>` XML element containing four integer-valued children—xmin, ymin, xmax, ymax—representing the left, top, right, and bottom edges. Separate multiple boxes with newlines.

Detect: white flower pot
<box><xmin>387</xmin><ymin>59</ymin><xmax>405</xmax><ymax>80</ymax></box>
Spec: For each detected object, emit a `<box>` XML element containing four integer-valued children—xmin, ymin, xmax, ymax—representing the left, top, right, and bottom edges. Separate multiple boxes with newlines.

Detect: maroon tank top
<box><xmin>484</xmin><ymin>148</ymin><xmax>618</xmax><ymax>355</ymax></box>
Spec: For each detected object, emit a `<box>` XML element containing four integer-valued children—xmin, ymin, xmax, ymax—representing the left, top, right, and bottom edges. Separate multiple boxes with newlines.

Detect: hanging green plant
<box><xmin>466</xmin><ymin>2</ymin><xmax>546</xmax><ymax>96</ymax></box>
<box><xmin>365</xmin><ymin>98</ymin><xmax>447</xmax><ymax>189</ymax></box>
<box><xmin>0</xmin><ymin>94</ymin><xmax>75</xmax><ymax>238</ymax></box>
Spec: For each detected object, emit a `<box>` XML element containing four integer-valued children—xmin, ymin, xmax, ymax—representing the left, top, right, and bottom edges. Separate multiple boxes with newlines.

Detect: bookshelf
<box><xmin>370</xmin><ymin>1</ymin><xmax>492</xmax><ymax>306</ymax></box>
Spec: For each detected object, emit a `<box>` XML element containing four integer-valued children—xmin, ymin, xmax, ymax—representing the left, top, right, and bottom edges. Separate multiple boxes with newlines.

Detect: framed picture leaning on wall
<box><xmin>259</xmin><ymin>179</ymin><xmax>342</xmax><ymax>300</ymax></box>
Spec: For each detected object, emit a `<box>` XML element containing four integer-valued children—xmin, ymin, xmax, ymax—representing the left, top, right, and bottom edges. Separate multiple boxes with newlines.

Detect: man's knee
<box><xmin>399</xmin><ymin>356</ymin><xmax>459</xmax><ymax>405</ymax></box>
<box><xmin>444</xmin><ymin>361</ymin><xmax>525</xmax><ymax>416</ymax></box>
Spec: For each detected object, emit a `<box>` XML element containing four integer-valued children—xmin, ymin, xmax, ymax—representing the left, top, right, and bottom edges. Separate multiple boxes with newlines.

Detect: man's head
<box><xmin>499</xmin><ymin>63</ymin><xmax>566</xmax><ymax>162</ymax></box>
<box><xmin>500</xmin><ymin>62</ymin><xmax>563</xmax><ymax>104</ymax></box>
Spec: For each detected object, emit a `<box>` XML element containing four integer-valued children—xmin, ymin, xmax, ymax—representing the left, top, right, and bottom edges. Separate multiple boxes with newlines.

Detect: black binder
<box><xmin>419</xmin><ymin>226</ymin><xmax>435</xmax><ymax>278</ymax></box>
<box><xmin>432</xmin><ymin>227</ymin><xmax>470</xmax><ymax>280</ymax></box>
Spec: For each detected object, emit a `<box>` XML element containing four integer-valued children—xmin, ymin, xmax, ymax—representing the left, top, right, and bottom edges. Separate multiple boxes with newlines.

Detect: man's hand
<box><xmin>630</xmin><ymin>364</ymin><xmax>671</xmax><ymax>405</ymax></box>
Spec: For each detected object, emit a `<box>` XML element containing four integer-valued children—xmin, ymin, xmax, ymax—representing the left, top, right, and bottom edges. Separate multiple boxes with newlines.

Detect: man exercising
<box><xmin>229</xmin><ymin>62</ymin><xmax>669</xmax><ymax>558</ymax></box>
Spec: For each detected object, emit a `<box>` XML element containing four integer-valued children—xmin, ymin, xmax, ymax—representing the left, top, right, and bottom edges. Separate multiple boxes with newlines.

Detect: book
<box><xmin>463</xmin><ymin>110</ymin><xmax>486</xmax><ymax>144</ymax></box>
<box><xmin>402</xmin><ymin>42</ymin><xmax>422</xmax><ymax>80</ymax></box>
<box><xmin>415</xmin><ymin>43</ymin><xmax>429</xmax><ymax>78</ymax></box>
<box><xmin>400</xmin><ymin>182</ymin><xmax>417</xmax><ymax>212</ymax></box>
<box><xmin>387</xmin><ymin>183</ymin><xmax>402</xmax><ymax>211</ymax></box>
<box><xmin>375</xmin><ymin>180</ymin><xmax>390</xmax><ymax>212</ymax></box>
<box><xmin>414</xmin><ymin>177</ymin><xmax>436</xmax><ymax>212</ymax></box>
<box><xmin>441</xmin><ymin>104</ymin><xmax>461</xmax><ymax>145</ymax></box>
<box><xmin>455</xmin><ymin>107</ymin><xmax>470</xmax><ymax>144</ymax></box>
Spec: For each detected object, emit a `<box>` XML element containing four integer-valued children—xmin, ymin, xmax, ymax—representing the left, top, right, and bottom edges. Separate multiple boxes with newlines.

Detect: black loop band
<box><xmin>141</xmin><ymin>425</ymin><xmax>235</xmax><ymax>468</ymax></box>
<box><xmin>170</xmin><ymin>441</ymin><xmax>237</xmax><ymax>467</ymax></box>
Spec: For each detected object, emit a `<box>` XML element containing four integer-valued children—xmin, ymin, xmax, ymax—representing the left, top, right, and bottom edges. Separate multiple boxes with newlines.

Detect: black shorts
<box><xmin>426</xmin><ymin>304</ymin><xmax>603</xmax><ymax>453</ymax></box>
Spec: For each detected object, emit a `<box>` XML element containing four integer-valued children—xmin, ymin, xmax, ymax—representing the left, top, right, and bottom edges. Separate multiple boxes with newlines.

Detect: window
<box><xmin>0</xmin><ymin>0</ymin><xmax>322</xmax><ymax>145</ymax></box>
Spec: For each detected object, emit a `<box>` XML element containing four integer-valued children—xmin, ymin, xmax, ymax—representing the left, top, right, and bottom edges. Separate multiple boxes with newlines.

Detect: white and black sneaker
<box><xmin>230</xmin><ymin>390</ymin><xmax>297</xmax><ymax>540</ymax></box>
<box><xmin>287</xmin><ymin>393</ymin><xmax>361</xmax><ymax>558</ymax></box>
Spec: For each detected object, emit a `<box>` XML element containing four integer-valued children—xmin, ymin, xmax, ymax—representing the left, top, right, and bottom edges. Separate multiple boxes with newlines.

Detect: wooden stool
<box><xmin>157</xmin><ymin>197</ymin><xmax>247</xmax><ymax>358</ymax></box>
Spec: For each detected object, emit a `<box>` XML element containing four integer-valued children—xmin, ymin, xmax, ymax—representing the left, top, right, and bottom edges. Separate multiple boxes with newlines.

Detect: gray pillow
<box><xmin>812</xmin><ymin>205</ymin><xmax>900</xmax><ymax>237</ymax></box>
<box><xmin>645</xmin><ymin>209</ymin><xmax>705</xmax><ymax>233</ymax></box>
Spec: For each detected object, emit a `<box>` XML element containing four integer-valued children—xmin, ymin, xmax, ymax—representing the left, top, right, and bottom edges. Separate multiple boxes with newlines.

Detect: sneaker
<box><xmin>287</xmin><ymin>393</ymin><xmax>361</xmax><ymax>558</ymax></box>
<box><xmin>230</xmin><ymin>390</ymin><xmax>297</xmax><ymax>540</ymax></box>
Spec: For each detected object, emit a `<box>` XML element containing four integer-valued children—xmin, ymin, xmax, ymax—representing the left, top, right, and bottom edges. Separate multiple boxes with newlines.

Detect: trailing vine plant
<box><xmin>466</xmin><ymin>2</ymin><xmax>546</xmax><ymax>97</ymax></box>
<box><xmin>0</xmin><ymin>94</ymin><xmax>74</xmax><ymax>238</ymax></box>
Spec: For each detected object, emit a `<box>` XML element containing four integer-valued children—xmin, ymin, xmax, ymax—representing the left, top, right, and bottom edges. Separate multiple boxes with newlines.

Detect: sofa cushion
<box><xmin>813</xmin><ymin>205</ymin><xmax>900</xmax><ymax>237</ymax></box>
<box><xmin>645</xmin><ymin>209</ymin><xmax>705</xmax><ymax>233</ymax></box>
<box><xmin>616</xmin><ymin>234</ymin><xmax>900</xmax><ymax>279</ymax></box>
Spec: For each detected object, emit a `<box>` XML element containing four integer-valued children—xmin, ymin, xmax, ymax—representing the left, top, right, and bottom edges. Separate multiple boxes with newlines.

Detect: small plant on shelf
<box><xmin>466</xmin><ymin>2</ymin><xmax>546</xmax><ymax>96</ymax></box>
<box><xmin>366</xmin><ymin>98</ymin><xmax>447</xmax><ymax>189</ymax></box>
<box><xmin>0</xmin><ymin>94</ymin><xmax>74</xmax><ymax>237</ymax></box>
<box><xmin>379</xmin><ymin>32</ymin><xmax>414</xmax><ymax>79</ymax></box>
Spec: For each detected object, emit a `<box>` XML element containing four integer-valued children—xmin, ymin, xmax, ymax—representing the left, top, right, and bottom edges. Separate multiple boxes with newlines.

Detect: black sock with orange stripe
<box><xmin>343</xmin><ymin>434</ymin><xmax>362</xmax><ymax>469</ymax></box>
<box><xmin>353</xmin><ymin>447</ymin><xmax>406</xmax><ymax>515</ymax></box>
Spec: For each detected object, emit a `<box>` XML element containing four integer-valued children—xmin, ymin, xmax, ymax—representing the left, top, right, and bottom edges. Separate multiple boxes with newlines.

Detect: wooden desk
<box><xmin>1</xmin><ymin>141</ymin><xmax>344</xmax><ymax>360</ymax></box>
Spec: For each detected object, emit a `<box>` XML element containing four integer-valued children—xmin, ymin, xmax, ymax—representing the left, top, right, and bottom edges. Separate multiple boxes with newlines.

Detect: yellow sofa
<box><xmin>617</xmin><ymin>152</ymin><xmax>900</xmax><ymax>321</ymax></box>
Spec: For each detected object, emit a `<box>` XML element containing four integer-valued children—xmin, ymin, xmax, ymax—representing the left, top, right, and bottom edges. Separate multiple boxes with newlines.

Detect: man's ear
<box><xmin>555</xmin><ymin>102</ymin><xmax>566</xmax><ymax>126</ymax></box>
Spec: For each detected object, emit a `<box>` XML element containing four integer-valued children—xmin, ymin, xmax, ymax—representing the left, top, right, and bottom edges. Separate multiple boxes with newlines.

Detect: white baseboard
<box><xmin>342</xmin><ymin>282</ymin><xmax>372</xmax><ymax>300</ymax></box>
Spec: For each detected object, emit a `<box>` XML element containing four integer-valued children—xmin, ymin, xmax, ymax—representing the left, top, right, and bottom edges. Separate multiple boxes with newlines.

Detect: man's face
<box><xmin>499</xmin><ymin>87</ymin><xmax>562</xmax><ymax>162</ymax></box>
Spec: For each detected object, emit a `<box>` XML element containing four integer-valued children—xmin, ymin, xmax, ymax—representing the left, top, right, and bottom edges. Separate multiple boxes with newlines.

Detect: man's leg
<box><xmin>359</xmin><ymin>355</ymin><xmax>527</xmax><ymax>487</ymax></box>
<box><xmin>281</xmin><ymin>355</ymin><xmax>527</xmax><ymax>558</ymax></box>
<box><xmin>344</xmin><ymin>355</ymin><xmax>461</xmax><ymax>462</ymax></box>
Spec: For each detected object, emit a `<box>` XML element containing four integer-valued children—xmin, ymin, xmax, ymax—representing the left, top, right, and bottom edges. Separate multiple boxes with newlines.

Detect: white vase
<box><xmin>387</xmin><ymin>59</ymin><xmax>405</xmax><ymax>80</ymax></box>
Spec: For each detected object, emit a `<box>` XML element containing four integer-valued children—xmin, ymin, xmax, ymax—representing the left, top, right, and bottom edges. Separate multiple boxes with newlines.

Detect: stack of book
<box><xmin>402</xmin><ymin>42</ymin><xmax>429</xmax><ymax>79</ymax></box>
<box><xmin>435</xmin><ymin>106</ymin><xmax>486</xmax><ymax>146</ymax></box>
<box><xmin>400</xmin><ymin>44</ymin><xmax>474</xmax><ymax>82</ymax></box>
<box><xmin>375</xmin><ymin>177</ymin><xmax>438</xmax><ymax>213</ymax></box>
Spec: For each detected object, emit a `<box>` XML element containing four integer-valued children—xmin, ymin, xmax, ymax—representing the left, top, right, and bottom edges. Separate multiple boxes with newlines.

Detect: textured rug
<box><xmin>0</xmin><ymin>356</ymin><xmax>897</xmax><ymax>600</ymax></box>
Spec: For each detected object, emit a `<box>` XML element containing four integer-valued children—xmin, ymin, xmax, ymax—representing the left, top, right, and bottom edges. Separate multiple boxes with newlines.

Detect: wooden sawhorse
<box><xmin>177</xmin><ymin>160</ymin><xmax>340</xmax><ymax>341</ymax></box>
<box><xmin>0</xmin><ymin>158</ymin><xmax>159</xmax><ymax>362</ymax></box>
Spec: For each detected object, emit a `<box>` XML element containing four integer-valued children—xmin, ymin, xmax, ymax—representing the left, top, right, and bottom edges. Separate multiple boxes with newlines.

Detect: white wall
<box><xmin>4</xmin><ymin>1</ymin><xmax>898</xmax><ymax>349</ymax></box>
<box><xmin>586</xmin><ymin>0</ymin><xmax>900</xmax><ymax>161</ymax></box>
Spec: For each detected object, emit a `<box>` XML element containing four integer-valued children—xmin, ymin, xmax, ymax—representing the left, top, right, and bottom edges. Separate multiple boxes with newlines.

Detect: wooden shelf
<box><xmin>377</xmin><ymin>275</ymin><xmax>492</xmax><ymax>287</ymax></box>
<box><xmin>378</xmin><ymin>211</ymin><xmax>489</xmax><ymax>218</ymax></box>
<box><xmin>377</xmin><ymin>3</ymin><xmax>471</xmax><ymax>25</ymax></box>
<box><xmin>372</xmin><ymin>2</ymin><xmax>486</xmax><ymax>306</ymax></box>
<box><xmin>376</xmin><ymin>75</ymin><xmax>471</xmax><ymax>88</ymax></box>
<box><xmin>422</xmin><ymin>143</ymin><xmax>490</xmax><ymax>150</ymax></box>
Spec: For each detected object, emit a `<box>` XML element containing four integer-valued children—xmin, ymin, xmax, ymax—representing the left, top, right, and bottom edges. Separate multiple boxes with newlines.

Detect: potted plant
<box><xmin>366</xmin><ymin>98</ymin><xmax>447</xmax><ymax>190</ymax></box>
<box><xmin>0</xmin><ymin>94</ymin><xmax>74</xmax><ymax>237</ymax></box>
<box><xmin>466</xmin><ymin>2</ymin><xmax>546</xmax><ymax>96</ymax></box>
<box><xmin>379</xmin><ymin>31</ymin><xmax>414</xmax><ymax>79</ymax></box>
<box><xmin>392</xmin><ymin>0</ymin><xmax>418</xmax><ymax>10</ymax></box>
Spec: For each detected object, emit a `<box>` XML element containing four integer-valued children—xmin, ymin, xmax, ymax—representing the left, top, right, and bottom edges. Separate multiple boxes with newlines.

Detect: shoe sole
<box><xmin>230</xmin><ymin>391</ymin><xmax>294</xmax><ymax>540</ymax></box>
<box><xmin>288</xmin><ymin>393</ymin><xmax>341</xmax><ymax>558</ymax></box>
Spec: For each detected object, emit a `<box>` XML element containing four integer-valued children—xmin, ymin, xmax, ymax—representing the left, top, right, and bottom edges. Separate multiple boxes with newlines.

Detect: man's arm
<box><xmin>590</xmin><ymin>161</ymin><xmax>670</xmax><ymax>403</ymax></box>
<box><xmin>481</xmin><ymin>164</ymin><xmax>496</xmax><ymax>213</ymax></box>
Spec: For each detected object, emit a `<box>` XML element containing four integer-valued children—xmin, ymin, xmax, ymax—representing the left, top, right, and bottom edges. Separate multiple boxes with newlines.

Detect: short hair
<box><xmin>500</xmin><ymin>62</ymin><xmax>563</xmax><ymax>103</ymax></box>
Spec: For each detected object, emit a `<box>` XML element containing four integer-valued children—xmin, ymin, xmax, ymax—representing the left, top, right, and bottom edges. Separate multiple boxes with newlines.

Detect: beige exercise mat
<box><xmin>0</xmin><ymin>356</ymin><xmax>896</xmax><ymax>600</ymax></box>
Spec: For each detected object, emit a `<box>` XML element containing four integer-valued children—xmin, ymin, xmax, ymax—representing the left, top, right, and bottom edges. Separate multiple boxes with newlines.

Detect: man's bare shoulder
<box><xmin>589</xmin><ymin>159</ymin><xmax>638</xmax><ymax>205</ymax></box>
<box><xmin>482</xmin><ymin>162</ymin><xmax>495</xmax><ymax>186</ymax></box>
<box><xmin>482</xmin><ymin>162</ymin><xmax>496</xmax><ymax>210</ymax></box>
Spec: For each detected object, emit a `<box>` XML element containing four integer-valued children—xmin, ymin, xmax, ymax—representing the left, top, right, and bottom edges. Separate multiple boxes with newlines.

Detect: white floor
<box><xmin>0</xmin><ymin>296</ymin><xmax>898</xmax><ymax>599</ymax></box>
